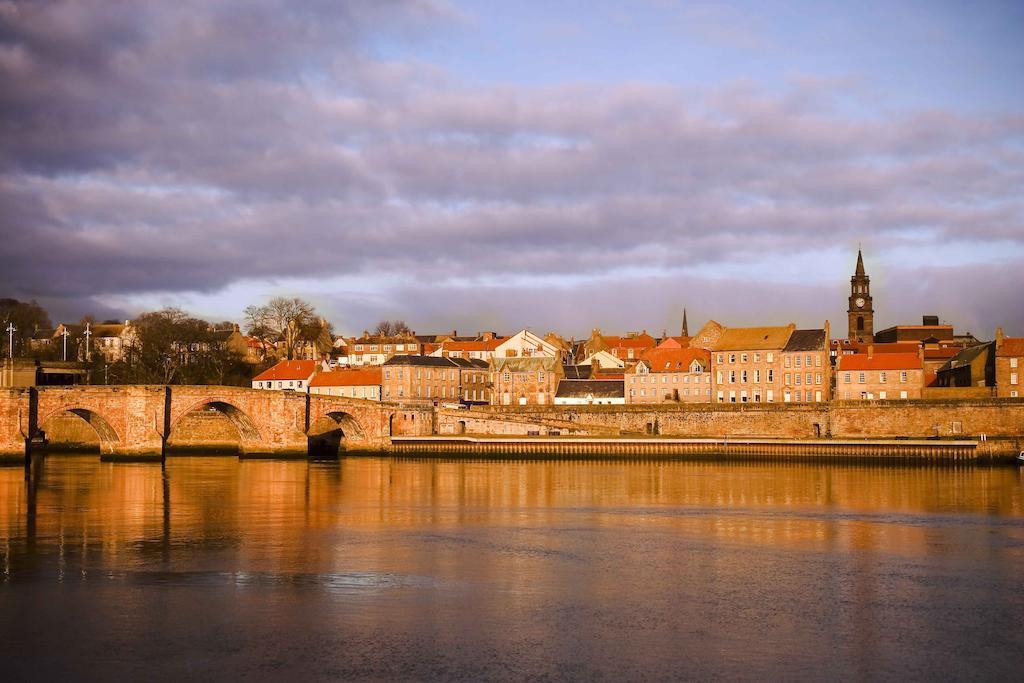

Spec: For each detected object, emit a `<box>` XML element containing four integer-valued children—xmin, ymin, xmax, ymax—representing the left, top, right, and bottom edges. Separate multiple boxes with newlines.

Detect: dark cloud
<box><xmin>1</xmin><ymin>0</ymin><xmax>1022</xmax><ymax>334</ymax></box>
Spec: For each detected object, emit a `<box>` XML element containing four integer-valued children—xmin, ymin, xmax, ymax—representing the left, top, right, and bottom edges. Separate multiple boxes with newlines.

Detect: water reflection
<box><xmin>1</xmin><ymin>456</ymin><xmax>1022</xmax><ymax>680</ymax></box>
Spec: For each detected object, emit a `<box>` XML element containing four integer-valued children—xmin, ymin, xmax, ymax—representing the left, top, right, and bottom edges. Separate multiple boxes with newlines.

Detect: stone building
<box><xmin>453</xmin><ymin>357</ymin><xmax>490</xmax><ymax>404</ymax></box>
<box><xmin>835</xmin><ymin>351</ymin><xmax>924</xmax><ymax>400</ymax></box>
<box><xmin>554</xmin><ymin>379</ymin><xmax>625</xmax><ymax>405</ymax></box>
<box><xmin>583</xmin><ymin>329</ymin><xmax>656</xmax><ymax>361</ymax></box>
<box><xmin>381</xmin><ymin>355</ymin><xmax>461</xmax><ymax>404</ymax></box>
<box><xmin>345</xmin><ymin>332</ymin><xmax>421</xmax><ymax>366</ymax></box>
<box><xmin>308</xmin><ymin>367</ymin><xmax>382</xmax><ymax>400</ymax></box>
<box><xmin>780</xmin><ymin>326</ymin><xmax>831</xmax><ymax>403</ymax></box>
<box><xmin>712</xmin><ymin>324</ymin><xmax>795</xmax><ymax>403</ymax></box>
<box><xmin>995</xmin><ymin>329</ymin><xmax>1023</xmax><ymax>398</ymax></box>
<box><xmin>626</xmin><ymin>347</ymin><xmax>711</xmax><ymax>404</ymax></box>
<box><xmin>493</xmin><ymin>329</ymin><xmax>563</xmax><ymax>360</ymax></box>
<box><xmin>490</xmin><ymin>356</ymin><xmax>562</xmax><ymax>405</ymax></box>
<box><xmin>874</xmin><ymin>316</ymin><xmax>954</xmax><ymax>344</ymax></box>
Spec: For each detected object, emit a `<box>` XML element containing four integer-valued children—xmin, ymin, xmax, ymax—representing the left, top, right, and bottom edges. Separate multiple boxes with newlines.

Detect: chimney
<box><xmin>452</xmin><ymin>330</ymin><xmax>457</xmax><ymax>337</ymax></box>
<box><xmin>996</xmin><ymin>326</ymin><xmax>1005</xmax><ymax>350</ymax></box>
<box><xmin>923</xmin><ymin>315</ymin><xmax>939</xmax><ymax>326</ymax></box>
<box><xmin>867</xmin><ymin>344</ymin><xmax>874</xmax><ymax>359</ymax></box>
<box><xmin>823</xmin><ymin>319</ymin><xmax>831</xmax><ymax>346</ymax></box>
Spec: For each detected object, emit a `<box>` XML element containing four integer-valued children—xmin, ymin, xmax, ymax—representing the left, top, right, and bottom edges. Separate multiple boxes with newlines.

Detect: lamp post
<box><xmin>61</xmin><ymin>327</ymin><xmax>70</xmax><ymax>361</ymax></box>
<box><xmin>83</xmin><ymin>323</ymin><xmax>92</xmax><ymax>361</ymax></box>
<box><xmin>6</xmin><ymin>323</ymin><xmax>15</xmax><ymax>359</ymax></box>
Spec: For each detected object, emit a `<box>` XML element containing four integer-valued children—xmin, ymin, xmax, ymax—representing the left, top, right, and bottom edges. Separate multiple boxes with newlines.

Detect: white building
<box><xmin>251</xmin><ymin>360</ymin><xmax>317</xmax><ymax>391</ymax></box>
<box><xmin>493</xmin><ymin>329</ymin><xmax>561</xmax><ymax>359</ymax></box>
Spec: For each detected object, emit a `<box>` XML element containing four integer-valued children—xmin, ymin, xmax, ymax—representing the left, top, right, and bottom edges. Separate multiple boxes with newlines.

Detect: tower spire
<box><xmin>681</xmin><ymin>308</ymin><xmax>689</xmax><ymax>337</ymax></box>
<box><xmin>855</xmin><ymin>248</ymin><xmax>865</xmax><ymax>276</ymax></box>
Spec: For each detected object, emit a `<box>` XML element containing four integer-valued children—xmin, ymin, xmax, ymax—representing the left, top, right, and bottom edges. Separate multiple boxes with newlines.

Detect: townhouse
<box><xmin>711</xmin><ymin>325</ymin><xmax>795</xmax><ymax>403</ymax></box>
<box><xmin>994</xmin><ymin>329</ymin><xmax>1023</xmax><ymax>398</ymax></box>
<box><xmin>780</xmin><ymin>327</ymin><xmax>831</xmax><ymax>403</ymax></box>
<box><xmin>381</xmin><ymin>355</ymin><xmax>461</xmax><ymax>404</ymax></box>
<box><xmin>835</xmin><ymin>350</ymin><xmax>924</xmax><ymax>400</ymax></box>
<box><xmin>626</xmin><ymin>347</ymin><xmax>712</xmax><ymax>404</ymax></box>
<box><xmin>490</xmin><ymin>356</ymin><xmax>562</xmax><ymax>405</ymax></box>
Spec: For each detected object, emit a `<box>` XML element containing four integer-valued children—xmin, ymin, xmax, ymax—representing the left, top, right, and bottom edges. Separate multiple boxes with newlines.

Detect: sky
<box><xmin>1</xmin><ymin>0</ymin><xmax>1022</xmax><ymax>338</ymax></box>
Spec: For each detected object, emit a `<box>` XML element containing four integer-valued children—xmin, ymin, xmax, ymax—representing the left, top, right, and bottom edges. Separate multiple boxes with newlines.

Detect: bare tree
<box><xmin>373</xmin><ymin>319</ymin><xmax>411</xmax><ymax>337</ymax></box>
<box><xmin>244</xmin><ymin>297</ymin><xmax>318</xmax><ymax>360</ymax></box>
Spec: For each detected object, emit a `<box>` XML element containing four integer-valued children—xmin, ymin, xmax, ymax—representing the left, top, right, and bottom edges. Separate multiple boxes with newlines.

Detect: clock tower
<box><xmin>847</xmin><ymin>249</ymin><xmax>874</xmax><ymax>342</ymax></box>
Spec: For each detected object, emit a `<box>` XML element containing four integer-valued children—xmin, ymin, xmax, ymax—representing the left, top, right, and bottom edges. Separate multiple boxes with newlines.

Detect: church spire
<box><xmin>855</xmin><ymin>248</ymin><xmax>865</xmax><ymax>277</ymax></box>
<box><xmin>681</xmin><ymin>308</ymin><xmax>689</xmax><ymax>337</ymax></box>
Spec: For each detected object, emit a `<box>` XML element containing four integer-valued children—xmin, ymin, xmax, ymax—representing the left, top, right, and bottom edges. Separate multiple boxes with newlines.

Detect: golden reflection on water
<box><xmin>1</xmin><ymin>456</ymin><xmax>1022</xmax><ymax>575</ymax></box>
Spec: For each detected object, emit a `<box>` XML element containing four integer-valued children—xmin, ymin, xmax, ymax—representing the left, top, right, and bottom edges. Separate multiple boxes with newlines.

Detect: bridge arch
<box><xmin>307</xmin><ymin>410</ymin><xmax>366</xmax><ymax>458</ymax></box>
<box><xmin>37</xmin><ymin>407</ymin><xmax>122</xmax><ymax>453</ymax></box>
<box><xmin>168</xmin><ymin>399</ymin><xmax>263</xmax><ymax>452</ymax></box>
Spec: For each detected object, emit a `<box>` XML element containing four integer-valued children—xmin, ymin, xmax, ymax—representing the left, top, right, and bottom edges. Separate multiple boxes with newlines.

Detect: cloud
<box><xmin>0</xmin><ymin>0</ymin><xmax>1022</xmax><ymax>334</ymax></box>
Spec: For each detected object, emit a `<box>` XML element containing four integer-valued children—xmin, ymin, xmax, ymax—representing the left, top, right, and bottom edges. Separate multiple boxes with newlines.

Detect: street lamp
<box><xmin>6</xmin><ymin>323</ymin><xmax>15</xmax><ymax>359</ymax></box>
<box><xmin>83</xmin><ymin>323</ymin><xmax>92</xmax><ymax>361</ymax></box>
<box><xmin>61</xmin><ymin>327</ymin><xmax>70</xmax><ymax>361</ymax></box>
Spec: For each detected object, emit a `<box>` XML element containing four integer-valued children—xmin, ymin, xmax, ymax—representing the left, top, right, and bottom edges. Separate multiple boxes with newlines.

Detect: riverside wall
<box><xmin>450</xmin><ymin>399</ymin><xmax>1024</xmax><ymax>457</ymax></box>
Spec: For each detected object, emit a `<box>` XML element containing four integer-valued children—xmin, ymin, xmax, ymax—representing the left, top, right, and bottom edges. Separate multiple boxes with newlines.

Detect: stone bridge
<box><xmin>0</xmin><ymin>385</ymin><xmax>436</xmax><ymax>461</ymax></box>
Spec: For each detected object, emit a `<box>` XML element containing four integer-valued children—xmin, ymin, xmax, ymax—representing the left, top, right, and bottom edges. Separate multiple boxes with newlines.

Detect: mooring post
<box><xmin>24</xmin><ymin>387</ymin><xmax>38</xmax><ymax>479</ymax></box>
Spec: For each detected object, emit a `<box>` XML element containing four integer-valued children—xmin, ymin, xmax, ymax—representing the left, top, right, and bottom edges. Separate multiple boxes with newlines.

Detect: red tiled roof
<box><xmin>441</xmin><ymin>339</ymin><xmax>503</xmax><ymax>352</ymax></box>
<box><xmin>638</xmin><ymin>347</ymin><xmax>711</xmax><ymax>372</ymax></box>
<box><xmin>997</xmin><ymin>338</ymin><xmax>1024</xmax><ymax>357</ymax></box>
<box><xmin>252</xmin><ymin>360</ymin><xmax>317</xmax><ymax>382</ymax></box>
<box><xmin>310</xmin><ymin>368</ymin><xmax>381</xmax><ymax>387</ymax></box>
<box><xmin>923</xmin><ymin>347</ymin><xmax>959</xmax><ymax>360</ymax></box>
<box><xmin>838</xmin><ymin>353</ymin><xmax>922</xmax><ymax>371</ymax></box>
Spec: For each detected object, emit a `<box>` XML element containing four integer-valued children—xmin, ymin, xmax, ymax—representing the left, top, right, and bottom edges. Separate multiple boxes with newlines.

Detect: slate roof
<box><xmin>713</xmin><ymin>325</ymin><xmax>794</xmax><ymax>351</ymax></box>
<box><xmin>383</xmin><ymin>355</ymin><xmax>458</xmax><ymax>368</ymax></box>
<box><xmin>491</xmin><ymin>357</ymin><xmax>561</xmax><ymax>373</ymax></box>
<box><xmin>783</xmin><ymin>329</ymin><xmax>827</xmax><ymax>353</ymax></box>
<box><xmin>941</xmin><ymin>343</ymin><xmax>993</xmax><ymax>370</ymax></box>
<box><xmin>449</xmin><ymin>358</ymin><xmax>489</xmax><ymax>369</ymax></box>
<box><xmin>562</xmin><ymin>365</ymin><xmax>593</xmax><ymax>380</ymax></box>
<box><xmin>555</xmin><ymin>379</ymin><xmax>625</xmax><ymax>399</ymax></box>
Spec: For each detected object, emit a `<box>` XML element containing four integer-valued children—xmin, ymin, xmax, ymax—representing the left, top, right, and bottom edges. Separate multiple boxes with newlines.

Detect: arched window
<box><xmin>857</xmin><ymin>316</ymin><xmax>864</xmax><ymax>331</ymax></box>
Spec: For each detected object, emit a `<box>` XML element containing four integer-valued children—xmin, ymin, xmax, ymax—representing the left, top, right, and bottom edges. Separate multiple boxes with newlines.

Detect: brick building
<box><xmin>836</xmin><ymin>351</ymin><xmax>924</xmax><ymax>400</ymax></box>
<box><xmin>381</xmin><ymin>356</ymin><xmax>461</xmax><ymax>404</ymax></box>
<box><xmin>712</xmin><ymin>324</ymin><xmax>795</xmax><ymax>403</ymax></box>
<box><xmin>346</xmin><ymin>332</ymin><xmax>421</xmax><ymax>366</ymax></box>
<box><xmin>935</xmin><ymin>343</ymin><xmax>996</xmax><ymax>389</ymax></box>
<box><xmin>995</xmin><ymin>329</ymin><xmax>1023</xmax><ymax>398</ymax></box>
<box><xmin>626</xmin><ymin>347</ymin><xmax>711</xmax><ymax>403</ymax></box>
<box><xmin>781</xmin><ymin>327</ymin><xmax>831</xmax><ymax>403</ymax></box>
<box><xmin>490</xmin><ymin>357</ymin><xmax>562</xmax><ymax>406</ymax></box>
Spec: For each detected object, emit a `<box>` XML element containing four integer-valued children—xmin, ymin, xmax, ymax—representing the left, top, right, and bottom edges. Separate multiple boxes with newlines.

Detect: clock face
<box><xmin>855</xmin><ymin>297</ymin><xmax>865</xmax><ymax>308</ymax></box>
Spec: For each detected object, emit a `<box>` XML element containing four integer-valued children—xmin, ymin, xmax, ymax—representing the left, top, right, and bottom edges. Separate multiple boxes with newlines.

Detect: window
<box><xmin>767</xmin><ymin>352</ymin><xmax>774</xmax><ymax>363</ymax></box>
<box><xmin>754</xmin><ymin>369</ymin><xmax>760</xmax><ymax>383</ymax></box>
<box><xmin>767</xmin><ymin>369</ymin><xmax>773</xmax><ymax>383</ymax></box>
<box><xmin>717</xmin><ymin>354</ymin><xmax>723</xmax><ymax>364</ymax></box>
<box><xmin>385</xmin><ymin>370</ymin><xmax>390</xmax><ymax>380</ymax></box>
<box><xmin>815</xmin><ymin>373</ymin><xmax>822</xmax><ymax>385</ymax></box>
<box><xmin>741</xmin><ymin>353</ymin><xmax>748</xmax><ymax>363</ymax></box>
<box><xmin>785</xmin><ymin>356</ymin><xmax>791</xmax><ymax>368</ymax></box>
<box><xmin>538</xmin><ymin>371</ymin><xmax>545</xmax><ymax>382</ymax></box>
<box><xmin>729</xmin><ymin>371</ymin><xmax>736</xmax><ymax>383</ymax></box>
<box><xmin>815</xmin><ymin>356</ymin><xmax>821</xmax><ymax>367</ymax></box>
<box><xmin>1011</xmin><ymin>358</ymin><xmax>1019</xmax><ymax>368</ymax></box>
<box><xmin>370</xmin><ymin>345</ymin><xmax>378</xmax><ymax>352</ymax></box>
<box><xmin>795</xmin><ymin>374</ymin><xmax>801</xmax><ymax>385</ymax></box>
<box><xmin>900</xmin><ymin>390</ymin><xmax>908</xmax><ymax>399</ymax></box>
<box><xmin>754</xmin><ymin>353</ymin><xmax>761</xmax><ymax>363</ymax></box>
<box><xmin>503</xmin><ymin>371</ymin><xmax>511</xmax><ymax>382</ymax></box>
<box><xmin>729</xmin><ymin>354</ymin><xmax>736</xmax><ymax>363</ymax></box>
<box><xmin>858</xmin><ymin>373</ymin><xmax>865</xmax><ymax>384</ymax></box>
<box><xmin>805</xmin><ymin>373</ymin><xmax>812</xmax><ymax>385</ymax></box>
<box><xmin>879</xmin><ymin>391</ymin><xmax>886</xmax><ymax>399</ymax></box>
<box><xmin>741</xmin><ymin>370</ymin><xmax>747</xmax><ymax>383</ymax></box>
<box><xmin>1011</xmin><ymin>373</ymin><xmax>1019</xmax><ymax>386</ymax></box>
<box><xmin>795</xmin><ymin>356</ymin><xmax>801</xmax><ymax>367</ymax></box>
<box><xmin>844</xmin><ymin>373</ymin><xmax>851</xmax><ymax>383</ymax></box>
<box><xmin>900</xmin><ymin>371</ymin><xmax>908</xmax><ymax>383</ymax></box>
<box><xmin>716</xmin><ymin>371</ymin><xmax>723</xmax><ymax>384</ymax></box>
<box><xmin>289</xmin><ymin>380</ymin><xmax>294</xmax><ymax>387</ymax></box>
<box><xmin>879</xmin><ymin>372</ymin><xmax>886</xmax><ymax>383</ymax></box>
<box><xmin>785</xmin><ymin>373</ymin><xmax>791</xmax><ymax>385</ymax></box>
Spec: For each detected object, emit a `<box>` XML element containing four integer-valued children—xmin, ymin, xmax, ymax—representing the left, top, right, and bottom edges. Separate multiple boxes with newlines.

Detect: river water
<box><xmin>1</xmin><ymin>455</ymin><xmax>1023</xmax><ymax>681</ymax></box>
